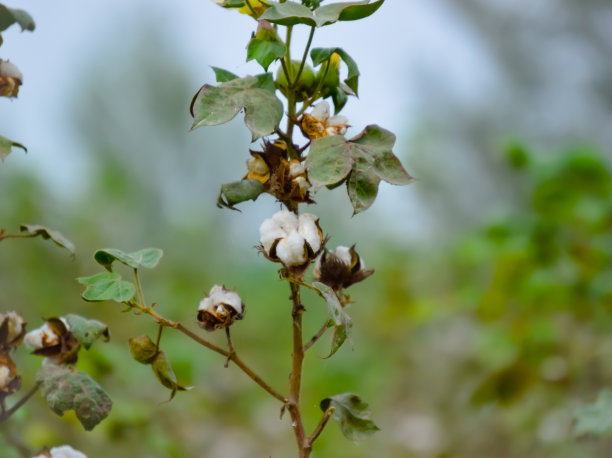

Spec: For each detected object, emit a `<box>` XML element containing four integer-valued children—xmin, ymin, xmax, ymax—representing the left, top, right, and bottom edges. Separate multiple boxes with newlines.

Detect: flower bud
<box><xmin>259</xmin><ymin>210</ymin><xmax>324</xmax><ymax>267</ymax></box>
<box><xmin>313</xmin><ymin>245</ymin><xmax>374</xmax><ymax>291</ymax></box>
<box><xmin>0</xmin><ymin>311</ymin><xmax>26</xmax><ymax>350</ymax></box>
<box><xmin>197</xmin><ymin>285</ymin><xmax>245</xmax><ymax>331</ymax></box>
<box><xmin>23</xmin><ymin>317</ymin><xmax>80</xmax><ymax>365</ymax></box>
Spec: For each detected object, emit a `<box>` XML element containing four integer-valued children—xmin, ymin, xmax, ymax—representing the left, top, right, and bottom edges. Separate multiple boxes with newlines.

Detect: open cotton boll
<box><xmin>0</xmin><ymin>365</ymin><xmax>11</xmax><ymax>389</ymax></box>
<box><xmin>271</xmin><ymin>210</ymin><xmax>299</xmax><ymax>233</ymax></box>
<box><xmin>259</xmin><ymin>218</ymin><xmax>286</xmax><ymax>253</ymax></box>
<box><xmin>24</xmin><ymin>322</ymin><xmax>59</xmax><ymax>350</ymax></box>
<box><xmin>32</xmin><ymin>445</ymin><xmax>88</xmax><ymax>458</ymax></box>
<box><xmin>333</xmin><ymin>246</ymin><xmax>353</xmax><ymax>266</ymax></box>
<box><xmin>298</xmin><ymin>214</ymin><xmax>322</xmax><ymax>253</ymax></box>
<box><xmin>197</xmin><ymin>285</ymin><xmax>245</xmax><ymax>331</ymax></box>
<box><xmin>275</xmin><ymin>230</ymin><xmax>308</xmax><ymax>266</ymax></box>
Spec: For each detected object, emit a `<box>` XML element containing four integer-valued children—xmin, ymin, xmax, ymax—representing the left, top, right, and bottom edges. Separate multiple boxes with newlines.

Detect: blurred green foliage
<box><xmin>2</xmin><ymin>134</ymin><xmax>612</xmax><ymax>457</ymax></box>
<box><xmin>2</xmin><ymin>20</ymin><xmax>612</xmax><ymax>457</ymax></box>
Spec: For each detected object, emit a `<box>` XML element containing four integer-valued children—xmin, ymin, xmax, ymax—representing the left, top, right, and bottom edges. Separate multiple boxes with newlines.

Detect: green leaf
<box><xmin>311</xmin><ymin>47</ymin><xmax>360</xmax><ymax>95</ymax></box>
<box><xmin>261</xmin><ymin>1</ymin><xmax>384</xmax><ymax>27</ymax></box>
<box><xmin>77</xmin><ymin>272</ymin><xmax>136</xmax><ymax>303</ymax></box>
<box><xmin>0</xmin><ymin>135</ymin><xmax>26</xmax><ymax>161</ymax></box>
<box><xmin>247</xmin><ymin>33</ymin><xmax>287</xmax><ymax>71</ymax></box>
<box><xmin>347</xmin><ymin>125</ymin><xmax>413</xmax><ymax>214</ymax></box>
<box><xmin>217</xmin><ymin>179</ymin><xmax>264</xmax><ymax>210</ymax></box>
<box><xmin>151</xmin><ymin>350</ymin><xmax>191</xmax><ymax>401</ymax></box>
<box><xmin>190</xmin><ymin>74</ymin><xmax>283</xmax><ymax>141</ymax></box>
<box><xmin>315</xmin><ymin>0</ymin><xmax>384</xmax><ymax>26</ymax></box>
<box><xmin>373</xmin><ymin>152</ymin><xmax>414</xmax><ymax>185</ymax></box>
<box><xmin>211</xmin><ymin>66</ymin><xmax>239</xmax><ymax>83</ymax></box>
<box><xmin>320</xmin><ymin>393</ymin><xmax>380</xmax><ymax>441</ymax></box>
<box><xmin>94</xmin><ymin>247</ymin><xmax>163</xmax><ymax>271</ymax></box>
<box><xmin>129</xmin><ymin>335</ymin><xmax>158</xmax><ymax>365</ymax></box>
<box><xmin>0</xmin><ymin>5</ymin><xmax>35</xmax><ymax>32</ymax></box>
<box><xmin>313</xmin><ymin>282</ymin><xmax>352</xmax><ymax>357</ymax></box>
<box><xmin>37</xmin><ymin>365</ymin><xmax>112</xmax><ymax>431</ymax></box>
<box><xmin>18</xmin><ymin>224</ymin><xmax>75</xmax><ymax>255</ymax></box>
<box><xmin>306</xmin><ymin>136</ymin><xmax>353</xmax><ymax>187</ymax></box>
<box><xmin>64</xmin><ymin>314</ymin><xmax>110</xmax><ymax>350</ymax></box>
<box><xmin>346</xmin><ymin>153</ymin><xmax>380</xmax><ymax>214</ymax></box>
<box><xmin>574</xmin><ymin>389</ymin><xmax>612</xmax><ymax>437</ymax></box>
<box><xmin>330</xmin><ymin>86</ymin><xmax>348</xmax><ymax>114</ymax></box>
<box><xmin>259</xmin><ymin>2</ymin><xmax>316</xmax><ymax>27</ymax></box>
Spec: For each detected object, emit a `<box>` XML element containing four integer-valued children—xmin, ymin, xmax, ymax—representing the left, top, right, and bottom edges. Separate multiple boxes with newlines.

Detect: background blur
<box><xmin>2</xmin><ymin>0</ymin><xmax>612</xmax><ymax>457</ymax></box>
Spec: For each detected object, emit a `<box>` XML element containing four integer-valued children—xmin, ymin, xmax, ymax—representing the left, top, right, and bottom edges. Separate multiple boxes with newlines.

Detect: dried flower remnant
<box><xmin>0</xmin><ymin>311</ymin><xmax>26</xmax><ymax>350</ymax></box>
<box><xmin>32</xmin><ymin>445</ymin><xmax>88</xmax><ymax>458</ymax></box>
<box><xmin>197</xmin><ymin>285</ymin><xmax>245</xmax><ymax>331</ymax></box>
<box><xmin>313</xmin><ymin>245</ymin><xmax>374</xmax><ymax>291</ymax></box>
<box><xmin>259</xmin><ymin>210</ymin><xmax>324</xmax><ymax>267</ymax></box>
<box><xmin>300</xmin><ymin>101</ymin><xmax>349</xmax><ymax>140</ymax></box>
<box><xmin>23</xmin><ymin>317</ymin><xmax>80</xmax><ymax>365</ymax></box>
<box><xmin>244</xmin><ymin>140</ymin><xmax>313</xmax><ymax>203</ymax></box>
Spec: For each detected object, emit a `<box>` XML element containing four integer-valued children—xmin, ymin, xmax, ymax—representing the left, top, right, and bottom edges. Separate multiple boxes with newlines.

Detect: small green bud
<box><xmin>276</xmin><ymin>60</ymin><xmax>316</xmax><ymax>102</ymax></box>
<box><xmin>128</xmin><ymin>335</ymin><xmax>158</xmax><ymax>365</ymax></box>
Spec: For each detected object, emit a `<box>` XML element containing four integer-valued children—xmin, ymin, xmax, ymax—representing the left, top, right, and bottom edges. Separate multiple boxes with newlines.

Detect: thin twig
<box><xmin>224</xmin><ymin>327</ymin><xmax>235</xmax><ymax>368</ymax></box>
<box><xmin>303</xmin><ymin>321</ymin><xmax>330</xmax><ymax>352</ymax></box>
<box><xmin>0</xmin><ymin>382</ymin><xmax>41</xmax><ymax>425</ymax></box>
<box><xmin>307</xmin><ymin>406</ymin><xmax>335</xmax><ymax>448</ymax></box>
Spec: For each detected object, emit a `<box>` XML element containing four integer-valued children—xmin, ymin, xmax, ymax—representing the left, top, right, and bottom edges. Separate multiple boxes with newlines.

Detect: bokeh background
<box><xmin>2</xmin><ymin>0</ymin><xmax>612</xmax><ymax>457</ymax></box>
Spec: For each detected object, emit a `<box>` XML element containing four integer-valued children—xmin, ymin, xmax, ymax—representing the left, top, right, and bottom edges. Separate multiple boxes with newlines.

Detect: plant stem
<box><xmin>294</xmin><ymin>26</ymin><xmax>315</xmax><ymax>87</ymax></box>
<box><xmin>0</xmin><ymin>382</ymin><xmax>41</xmax><ymax>425</ymax></box>
<box><xmin>288</xmin><ymin>281</ymin><xmax>309</xmax><ymax>457</ymax></box>
<box><xmin>307</xmin><ymin>406</ymin><xmax>335</xmax><ymax>449</ymax></box>
<box><xmin>0</xmin><ymin>230</ymin><xmax>38</xmax><ymax>242</ymax></box>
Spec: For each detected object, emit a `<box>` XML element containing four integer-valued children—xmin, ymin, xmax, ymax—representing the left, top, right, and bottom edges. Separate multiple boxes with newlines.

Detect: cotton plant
<box><xmin>72</xmin><ymin>1</ymin><xmax>413</xmax><ymax>456</ymax></box>
<box><xmin>3</xmin><ymin>1</ymin><xmax>413</xmax><ymax>457</ymax></box>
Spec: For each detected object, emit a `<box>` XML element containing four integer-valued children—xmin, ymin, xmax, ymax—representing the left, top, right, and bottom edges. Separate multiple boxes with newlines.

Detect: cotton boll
<box><xmin>272</xmin><ymin>210</ymin><xmax>299</xmax><ymax>233</ymax></box>
<box><xmin>298</xmin><ymin>214</ymin><xmax>322</xmax><ymax>253</ymax></box>
<box><xmin>259</xmin><ymin>217</ymin><xmax>285</xmax><ymax>253</ymax></box>
<box><xmin>0</xmin><ymin>365</ymin><xmax>10</xmax><ymax>389</ymax></box>
<box><xmin>333</xmin><ymin>246</ymin><xmax>352</xmax><ymax>265</ymax></box>
<box><xmin>275</xmin><ymin>230</ymin><xmax>307</xmax><ymax>266</ymax></box>
<box><xmin>24</xmin><ymin>322</ymin><xmax>59</xmax><ymax>350</ymax></box>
